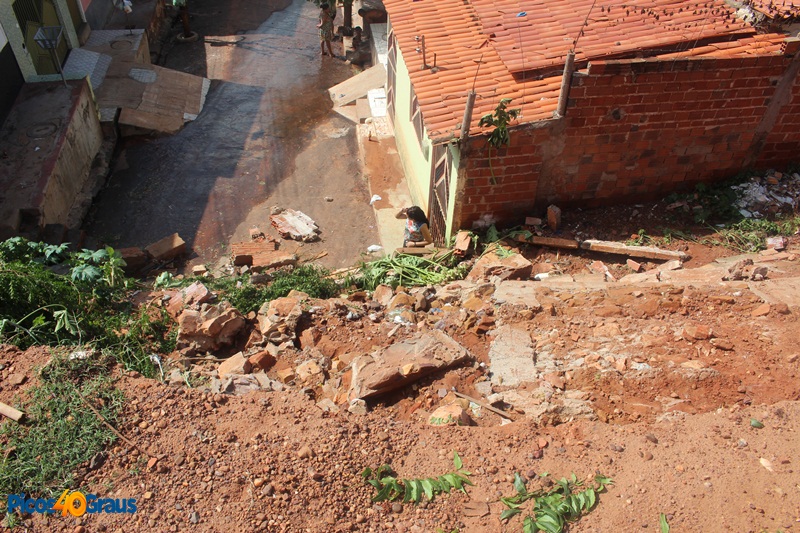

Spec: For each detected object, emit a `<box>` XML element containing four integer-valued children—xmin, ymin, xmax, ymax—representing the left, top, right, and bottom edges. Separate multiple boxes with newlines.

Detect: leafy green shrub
<box><xmin>0</xmin><ymin>239</ymin><xmax>161</xmax><ymax>377</ymax></box>
<box><xmin>358</xmin><ymin>252</ymin><xmax>469</xmax><ymax>290</ymax></box>
<box><xmin>362</xmin><ymin>453</ymin><xmax>473</xmax><ymax>503</ymax></box>
<box><xmin>99</xmin><ymin>307</ymin><xmax>172</xmax><ymax>377</ymax></box>
<box><xmin>706</xmin><ymin>215</ymin><xmax>800</xmax><ymax>252</ymax></box>
<box><xmin>213</xmin><ymin>265</ymin><xmax>339</xmax><ymax>314</ymax></box>
<box><xmin>0</xmin><ymin>262</ymin><xmax>85</xmax><ymax>348</ymax></box>
<box><xmin>0</xmin><ymin>354</ymin><xmax>123</xmax><ymax>502</ymax></box>
<box><xmin>500</xmin><ymin>473</ymin><xmax>613</xmax><ymax>533</ymax></box>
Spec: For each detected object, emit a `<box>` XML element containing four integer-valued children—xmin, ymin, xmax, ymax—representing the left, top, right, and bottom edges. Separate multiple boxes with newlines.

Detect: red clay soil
<box><xmin>1</xmin><ymin>224</ymin><xmax>800</xmax><ymax>532</ymax></box>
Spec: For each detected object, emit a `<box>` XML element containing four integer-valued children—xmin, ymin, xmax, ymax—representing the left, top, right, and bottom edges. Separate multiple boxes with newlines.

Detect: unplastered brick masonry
<box><xmin>455</xmin><ymin>42</ymin><xmax>800</xmax><ymax>228</ymax></box>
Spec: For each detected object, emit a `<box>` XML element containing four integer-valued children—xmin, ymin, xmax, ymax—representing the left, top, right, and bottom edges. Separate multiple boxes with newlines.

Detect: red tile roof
<box><xmin>383</xmin><ymin>0</ymin><xmax>789</xmax><ymax>141</ymax></box>
<box><xmin>746</xmin><ymin>0</ymin><xmax>800</xmax><ymax>21</ymax></box>
<box><xmin>475</xmin><ymin>0</ymin><xmax>753</xmax><ymax>74</ymax></box>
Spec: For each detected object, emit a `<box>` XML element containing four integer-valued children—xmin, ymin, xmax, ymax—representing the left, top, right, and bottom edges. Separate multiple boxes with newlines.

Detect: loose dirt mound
<box><xmin>2</xmin><ymin>246</ymin><xmax>799</xmax><ymax>532</ymax></box>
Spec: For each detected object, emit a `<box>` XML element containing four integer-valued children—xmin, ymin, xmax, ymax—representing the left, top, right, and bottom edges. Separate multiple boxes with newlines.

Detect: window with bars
<box><xmin>387</xmin><ymin>30</ymin><xmax>396</xmax><ymax>122</ymax></box>
<box><xmin>410</xmin><ymin>89</ymin><xmax>424</xmax><ymax>150</ymax></box>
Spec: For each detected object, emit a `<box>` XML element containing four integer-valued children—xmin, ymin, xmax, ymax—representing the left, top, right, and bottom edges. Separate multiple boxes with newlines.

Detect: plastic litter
<box><xmin>367</xmin><ymin>244</ymin><xmax>382</xmax><ymax>253</ymax></box>
<box><xmin>369</xmin><ymin>194</ymin><xmax>382</xmax><ymax>205</ymax></box>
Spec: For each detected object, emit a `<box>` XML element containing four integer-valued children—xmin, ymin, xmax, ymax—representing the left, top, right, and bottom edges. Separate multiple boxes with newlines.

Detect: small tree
<box><xmin>478</xmin><ymin>98</ymin><xmax>520</xmax><ymax>185</ymax></box>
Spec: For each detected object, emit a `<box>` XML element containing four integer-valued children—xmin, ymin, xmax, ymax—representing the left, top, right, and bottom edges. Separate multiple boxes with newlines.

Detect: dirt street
<box><xmin>84</xmin><ymin>0</ymin><xmax>379</xmax><ymax>270</ymax></box>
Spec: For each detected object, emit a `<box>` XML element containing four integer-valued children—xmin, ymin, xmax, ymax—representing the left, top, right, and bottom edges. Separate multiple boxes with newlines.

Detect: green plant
<box><xmin>101</xmin><ymin>306</ymin><xmax>172</xmax><ymax>377</ymax></box>
<box><xmin>500</xmin><ymin>472</ymin><xmax>613</xmax><ymax>533</ymax></box>
<box><xmin>0</xmin><ymin>354</ymin><xmax>124</xmax><ymax>504</ymax></box>
<box><xmin>0</xmin><ymin>262</ymin><xmax>86</xmax><ymax>348</ymax></box>
<box><xmin>209</xmin><ymin>265</ymin><xmax>339</xmax><ymax>314</ymax></box>
<box><xmin>153</xmin><ymin>271</ymin><xmax>183</xmax><ymax>289</ymax></box>
<box><xmin>362</xmin><ymin>452</ymin><xmax>473</xmax><ymax>503</ymax></box>
<box><xmin>659</xmin><ymin>513</ymin><xmax>670</xmax><ymax>533</ymax></box>
<box><xmin>625</xmin><ymin>229</ymin><xmax>654</xmax><ymax>247</ymax></box>
<box><xmin>357</xmin><ymin>251</ymin><xmax>469</xmax><ymax>290</ymax></box>
<box><xmin>70</xmin><ymin>246</ymin><xmax>127</xmax><ymax>290</ymax></box>
<box><xmin>0</xmin><ymin>237</ymin><xmax>69</xmax><ymax>265</ymax></box>
<box><xmin>478</xmin><ymin>98</ymin><xmax>520</xmax><ymax>185</ymax></box>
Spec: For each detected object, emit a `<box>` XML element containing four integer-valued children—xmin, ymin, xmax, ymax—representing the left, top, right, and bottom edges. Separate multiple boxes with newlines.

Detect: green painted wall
<box><xmin>392</xmin><ymin>44</ymin><xmax>432</xmax><ymax>214</ymax></box>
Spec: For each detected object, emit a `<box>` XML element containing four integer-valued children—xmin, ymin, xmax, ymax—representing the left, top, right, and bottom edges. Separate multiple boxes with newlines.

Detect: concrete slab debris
<box><xmin>270</xmin><ymin>209</ymin><xmax>321</xmax><ymax>242</ymax></box>
<box><xmin>492</xmin><ymin>281</ymin><xmax>542</xmax><ymax>309</ymax></box>
<box><xmin>466</xmin><ymin>247</ymin><xmax>532</xmax><ymax>282</ymax></box>
<box><xmin>488</xmin><ymin>326</ymin><xmax>538</xmax><ymax>387</ymax></box>
<box><xmin>145</xmin><ymin>233</ymin><xmax>186</xmax><ymax>262</ymax></box>
<box><xmin>348</xmin><ymin>330</ymin><xmax>471</xmax><ymax>400</ymax></box>
<box><xmin>513</xmin><ymin>234</ymin><xmax>580</xmax><ymax>249</ymax></box>
<box><xmin>747</xmin><ymin>276</ymin><xmax>800</xmax><ymax>307</ymax></box>
<box><xmin>327</xmin><ymin>64</ymin><xmax>387</xmax><ymax>106</ymax></box>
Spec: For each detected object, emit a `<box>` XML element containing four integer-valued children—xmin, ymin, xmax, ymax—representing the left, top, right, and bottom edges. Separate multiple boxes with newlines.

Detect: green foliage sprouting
<box><xmin>207</xmin><ymin>265</ymin><xmax>340</xmax><ymax>314</ymax></box>
<box><xmin>500</xmin><ymin>473</ymin><xmax>613</xmax><ymax>533</ymax></box>
<box><xmin>0</xmin><ymin>237</ymin><xmax>163</xmax><ymax>377</ymax></box>
<box><xmin>362</xmin><ymin>452</ymin><xmax>473</xmax><ymax>503</ymax></box>
<box><xmin>0</xmin><ymin>354</ymin><xmax>124</xmax><ymax>502</ymax></box>
<box><xmin>357</xmin><ymin>250</ymin><xmax>470</xmax><ymax>290</ymax></box>
<box><xmin>478</xmin><ymin>98</ymin><xmax>520</xmax><ymax>185</ymax></box>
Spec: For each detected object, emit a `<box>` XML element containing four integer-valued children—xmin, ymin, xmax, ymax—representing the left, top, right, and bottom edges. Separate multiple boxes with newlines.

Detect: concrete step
<box><xmin>63</xmin><ymin>48</ymin><xmax>112</xmax><ymax>89</ymax></box>
<box><xmin>355</xmin><ymin>98</ymin><xmax>371</xmax><ymax>124</ymax></box>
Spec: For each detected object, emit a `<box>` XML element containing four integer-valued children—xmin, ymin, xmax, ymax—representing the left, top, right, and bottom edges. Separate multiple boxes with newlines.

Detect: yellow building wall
<box><xmin>391</xmin><ymin>44</ymin><xmax>432</xmax><ymax>214</ymax></box>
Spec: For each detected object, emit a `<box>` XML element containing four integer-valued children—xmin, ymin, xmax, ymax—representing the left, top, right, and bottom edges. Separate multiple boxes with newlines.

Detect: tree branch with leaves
<box><xmin>478</xmin><ymin>98</ymin><xmax>520</xmax><ymax>185</ymax></box>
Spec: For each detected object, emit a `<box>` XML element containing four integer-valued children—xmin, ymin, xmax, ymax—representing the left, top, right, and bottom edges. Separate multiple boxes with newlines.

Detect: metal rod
<box><xmin>50</xmin><ymin>47</ymin><xmax>68</xmax><ymax>88</ymax></box>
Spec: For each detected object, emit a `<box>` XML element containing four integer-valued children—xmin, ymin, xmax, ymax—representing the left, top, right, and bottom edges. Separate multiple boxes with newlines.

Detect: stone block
<box><xmin>146</xmin><ymin>233</ymin><xmax>186</xmax><ymax>262</ymax></box>
<box><xmin>218</xmin><ymin>352</ymin><xmax>252</xmax><ymax>380</ymax></box>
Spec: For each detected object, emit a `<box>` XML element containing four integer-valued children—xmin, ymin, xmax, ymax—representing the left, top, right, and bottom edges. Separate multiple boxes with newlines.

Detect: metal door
<box><xmin>14</xmin><ymin>0</ymin><xmax>68</xmax><ymax>74</ymax></box>
<box><xmin>427</xmin><ymin>144</ymin><xmax>450</xmax><ymax>245</ymax></box>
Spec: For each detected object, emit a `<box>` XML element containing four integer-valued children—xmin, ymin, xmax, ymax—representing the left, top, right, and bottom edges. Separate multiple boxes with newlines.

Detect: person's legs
<box><xmin>326</xmin><ymin>38</ymin><xmax>334</xmax><ymax>57</ymax></box>
<box><xmin>320</xmin><ymin>40</ymin><xmax>326</xmax><ymax>56</ymax></box>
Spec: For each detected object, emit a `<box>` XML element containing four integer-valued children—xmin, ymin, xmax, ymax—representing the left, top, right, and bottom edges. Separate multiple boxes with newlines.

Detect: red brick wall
<box><xmin>455</xmin><ymin>51</ymin><xmax>800</xmax><ymax>228</ymax></box>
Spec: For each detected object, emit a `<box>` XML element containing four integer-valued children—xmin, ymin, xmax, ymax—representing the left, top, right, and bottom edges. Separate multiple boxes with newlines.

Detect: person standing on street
<box><xmin>318</xmin><ymin>3</ymin><xmax>335</xmax><ymax>57</ymax></box>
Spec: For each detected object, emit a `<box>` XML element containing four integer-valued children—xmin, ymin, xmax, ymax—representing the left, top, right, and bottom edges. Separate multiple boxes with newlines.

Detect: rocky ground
<box><xmin>1</xmin><ymin>197</ymin><xmax>799</xmax><ymax>532</ymax></box>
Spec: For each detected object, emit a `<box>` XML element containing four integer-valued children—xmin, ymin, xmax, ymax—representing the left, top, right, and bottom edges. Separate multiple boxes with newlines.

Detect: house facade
<box><xmin>383</xmin><ymin>0</ymin><xmax>800</xmax><ymax>243</ymax></box>
<box><xmin>0</xmin><ymin>20</ymin><xmax>24</xmax><ymax>125</ymax></box>
<box><xmin>0</xmin><ymin>0</ymin><xmax>87</xmax><ymax>83</ymax></box>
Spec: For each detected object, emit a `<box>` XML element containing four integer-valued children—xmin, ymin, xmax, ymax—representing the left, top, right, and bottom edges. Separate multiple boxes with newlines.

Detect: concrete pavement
<box><xmin>84</xmin><ymin>0</ymin><xmax>389</xmax><ymax>270</ymax></box>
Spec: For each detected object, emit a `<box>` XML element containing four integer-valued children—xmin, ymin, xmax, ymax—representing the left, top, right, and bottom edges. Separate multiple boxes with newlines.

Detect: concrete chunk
<box><xmin>146</xmin><ymin>233</ymin><xmax>186</xmax><ymax>262</ymax></box>
<box><xmin>489</xmin><ymin>326</ymin><xmax>538</xmax><ymax>387</ymax></box>
<box><xmin>348</xmin><ymin>330</ymin><xmax>470</xmax><ymax>400</ymax></box>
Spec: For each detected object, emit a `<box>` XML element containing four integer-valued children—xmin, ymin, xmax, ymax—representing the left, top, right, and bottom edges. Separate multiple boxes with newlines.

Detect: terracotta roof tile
<box><xmin>474</xmin><ymin>0</ymin><xmax>754</xmax><ymax>74</ymax></box>
<box><xmin>746</xmin><ymin>0</ymin><xmax>800</xmax><ymax>21</ymax></box>
<box><xmin>383</xmin><ymin>0</ymin><xmax>788</xmax><ymax>141</ymax></box>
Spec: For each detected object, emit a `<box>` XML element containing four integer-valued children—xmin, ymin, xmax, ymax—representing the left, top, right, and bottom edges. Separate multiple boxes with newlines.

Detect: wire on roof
<box><xmin>573</xmin><ymin>0</ymin><xmax>599</xmax><ymax>51</ymax></box>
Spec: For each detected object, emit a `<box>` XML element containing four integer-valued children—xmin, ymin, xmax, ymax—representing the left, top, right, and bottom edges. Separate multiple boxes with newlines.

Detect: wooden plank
<box><xmin>0</xmin><ymin>402</ymin><xmax>24</xmax><ymax>422</ymax></box>
<box><xmin>514</xmin><ymin>234</ymin><xmax>580</xmax><ymax>249</ymax></box>
<box><xmin>395</xmin><ymin>247</ymin><xmax>448</xmax><ymax>256</ymax></box>
<box><xmin>580</xmin><ymin>239</ymin><xmax>689</xmax><ymax>261</ymax></box>
<box><xmin>451</xmin><ymin>391</ymin><xmax>516</xmax><ymax>421</ymax></box>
